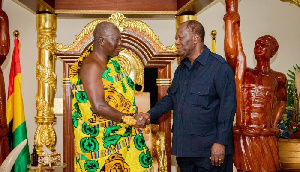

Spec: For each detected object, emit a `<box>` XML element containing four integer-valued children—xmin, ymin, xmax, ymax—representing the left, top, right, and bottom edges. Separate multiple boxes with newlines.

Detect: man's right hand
<box><xmin>141</xmin><ymin>113</ymin><xmax>151</xmax><ymax>125</ymax></box>
<box><xmin>134</xmin><ymin>112</ymin><xmax>150</xmax><ymax>128</ymax></box>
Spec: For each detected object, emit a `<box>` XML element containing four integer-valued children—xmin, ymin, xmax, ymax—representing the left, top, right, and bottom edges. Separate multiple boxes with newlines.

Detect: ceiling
<box><xmin>13</xmin><ymin>0</ymin><xmax>216</xmax><ymax>18</ymax></box>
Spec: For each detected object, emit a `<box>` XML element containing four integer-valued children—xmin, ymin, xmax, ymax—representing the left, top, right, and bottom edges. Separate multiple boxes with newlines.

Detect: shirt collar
<box><xmin>182</xmin><ymin>45</ymin><xmax>210</xmax><ymax>67</ymax></box>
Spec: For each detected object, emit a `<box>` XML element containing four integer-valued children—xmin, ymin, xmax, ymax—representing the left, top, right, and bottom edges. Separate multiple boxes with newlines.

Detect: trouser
<box><xmin>176</xmin><ymin>154</ymin><xmax>233</xmax><ymax>172</ymax></box>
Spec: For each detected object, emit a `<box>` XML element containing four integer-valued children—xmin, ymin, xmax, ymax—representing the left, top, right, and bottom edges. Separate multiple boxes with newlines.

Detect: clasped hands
<box><xmin>134</xmin><ymin>112</ymin><xmax>151</xmax><ymax>129</ymax></box>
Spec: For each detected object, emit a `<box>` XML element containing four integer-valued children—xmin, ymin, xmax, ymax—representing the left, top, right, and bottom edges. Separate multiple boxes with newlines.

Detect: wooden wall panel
<box><xmin>55</xmin><ymin>0</ymin><xmax>177</xmax><ymax>11</ymax></box>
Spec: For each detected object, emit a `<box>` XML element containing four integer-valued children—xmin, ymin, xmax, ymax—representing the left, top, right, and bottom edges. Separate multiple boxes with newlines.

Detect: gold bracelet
<box><xmin>122</xmin><ymin>115</ymin><xmax>137</xmax><ymax>126</ymax></box>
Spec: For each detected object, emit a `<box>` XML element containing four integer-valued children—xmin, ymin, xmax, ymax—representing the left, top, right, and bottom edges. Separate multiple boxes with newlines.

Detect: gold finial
<box><xmin>211</xmin><ymin>30</ymin><xmax>217</xmax><ymax>39</ymax></box>
<box><xmin>13</xmin><ymin>30</ymin><xmax>19</xmax><ymax>38</ymax></box>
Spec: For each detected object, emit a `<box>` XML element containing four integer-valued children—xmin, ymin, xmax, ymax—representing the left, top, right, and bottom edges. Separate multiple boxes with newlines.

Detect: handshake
<box><xmin>134</xmin><ymin>112</ymin><xmax>151</xmax><ymax>129</ymax></box>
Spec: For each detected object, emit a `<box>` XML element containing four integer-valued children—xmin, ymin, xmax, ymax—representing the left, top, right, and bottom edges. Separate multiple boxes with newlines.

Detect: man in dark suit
<box><xmin>144</xmin><ymin>20</ymin><xmax>236</xmax><ymax>172</ymax></box>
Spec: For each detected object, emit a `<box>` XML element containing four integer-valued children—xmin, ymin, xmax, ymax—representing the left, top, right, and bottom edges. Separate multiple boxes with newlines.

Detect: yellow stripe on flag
<box><xmin>6</xmin><ymin>93</ymin><xmax>13</xmax><ymax>124</ymax></box>
<box><xmin>6</xmin><ymin>73</ymin><xmax>25</xmax><ymax>132</ymax></box>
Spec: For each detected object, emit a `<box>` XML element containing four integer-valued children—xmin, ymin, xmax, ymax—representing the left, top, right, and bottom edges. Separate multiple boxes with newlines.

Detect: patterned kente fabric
<box><xmin>70</xmin><ymin>57</ymin><xmax>153</xmax><ymax>172</ymax></box>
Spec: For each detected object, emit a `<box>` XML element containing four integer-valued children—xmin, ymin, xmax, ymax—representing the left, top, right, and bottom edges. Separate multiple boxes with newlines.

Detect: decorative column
<box><xmin>157</xmin><ymin>66</ymin><xmax>172</xmax><ymax>172</ymax></box>
<box><xmin>175</xmin><ymin>14</ymin><xmax>197</xmax><ymax>29</ymax></box>
<box><xmin>34</xmin><ymin>13</ymin><xmax>57</xmax><ymax>154</ymax></box>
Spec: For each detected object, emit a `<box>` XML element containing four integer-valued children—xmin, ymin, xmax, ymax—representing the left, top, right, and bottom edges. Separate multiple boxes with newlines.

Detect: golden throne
<box><xmin>55</xmin><ymin>13</ymin><xmax>178</xmax><ymax>172</ymax></box>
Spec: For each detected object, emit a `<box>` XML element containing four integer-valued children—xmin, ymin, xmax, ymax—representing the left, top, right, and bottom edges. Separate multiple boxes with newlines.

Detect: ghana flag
<box><xmin>6</xmin><ymin>37</ymin><xmax>30</xmax><ymax>171</ymax></box>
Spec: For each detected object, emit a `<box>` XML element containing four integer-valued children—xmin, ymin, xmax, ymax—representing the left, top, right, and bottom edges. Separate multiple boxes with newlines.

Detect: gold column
<box><xmin>175</xmin><ymin>14</ymin><xmax>197</xmax><ymax>30</ymax></box>
<box><xmin>34</xmin><ymin>13</ymin><xmax>57</xmax><ymax>154</ymax></box>
<box><xmin>175</xmin><ymin>14</ymin><xmax>197</xmax><ymax>64</ymax></box>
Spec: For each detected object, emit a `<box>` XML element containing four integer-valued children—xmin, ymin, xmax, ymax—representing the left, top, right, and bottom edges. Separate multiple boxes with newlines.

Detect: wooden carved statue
<box><xmin>0</xmin><ymin>0</ymin><xmax>10</xmax><ymax>165</ymax></box>
<box><xmin>224</xmin><ymin>0</ymin><xmax>287</xmax><ymax>171</ymax></box>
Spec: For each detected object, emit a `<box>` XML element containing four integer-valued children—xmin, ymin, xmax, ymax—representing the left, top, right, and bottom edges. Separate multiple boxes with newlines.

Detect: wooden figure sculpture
<box><xmin>224</xmin><ymin>0</ymin><xmax>287</xmax><ymax>171</ymax></box>
<box><xmin>0</xmin><ymin>0</ymin><xmax>10</xmax><ymax>165</ymax></box>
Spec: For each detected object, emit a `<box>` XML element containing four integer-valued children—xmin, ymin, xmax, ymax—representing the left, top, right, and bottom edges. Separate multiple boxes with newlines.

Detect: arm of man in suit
<box><xmin>211</xmin><ymin>63</ymin><xmax>236</xmax><ymax>166</ymax></box>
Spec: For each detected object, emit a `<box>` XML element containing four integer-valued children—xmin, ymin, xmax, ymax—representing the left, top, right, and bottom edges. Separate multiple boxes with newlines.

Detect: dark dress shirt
<box><xmin>148</xmin><ymin>46</ymin><xmax>236</xmax><ymax>157</ymax></box>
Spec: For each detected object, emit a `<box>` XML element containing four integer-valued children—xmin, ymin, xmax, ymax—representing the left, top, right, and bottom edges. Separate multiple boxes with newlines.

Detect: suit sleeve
<box><xmin>214</xmin><ymin>63</ymin><xmax>236</xmax><ymax>145</ymax></box>
<box><xmin>147</xmin><ymin>68</ymin><xmax>180</xmax><ymax>120</ymax></box>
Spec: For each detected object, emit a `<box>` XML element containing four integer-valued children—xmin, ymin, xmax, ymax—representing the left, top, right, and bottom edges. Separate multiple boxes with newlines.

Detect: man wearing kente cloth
<box><xmin>70</xmin><ymin>21</ymin><xmax>153</xmax><ymax>172</ymax></box>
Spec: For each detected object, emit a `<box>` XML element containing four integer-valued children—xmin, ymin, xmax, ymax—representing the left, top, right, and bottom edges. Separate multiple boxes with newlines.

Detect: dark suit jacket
<box><xmin>148</xmin><ymin>46</ymin><xmax>236</xmax><ymax>157</ymax></box>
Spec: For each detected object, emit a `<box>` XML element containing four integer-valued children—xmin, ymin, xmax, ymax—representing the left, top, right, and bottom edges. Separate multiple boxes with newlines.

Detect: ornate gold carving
<box><xmin>108</xmin><ymin>13</ymin><xmax>126</xmax><ymax>31</ymax></box>
<box><xmin>38</xmin><ymin>152</ymin><xmax>61</xmax><ymax>166</ymax></box>
<box><xmin>156</xmin><ymin>132</ymin><xmax>167</xmax><ymax>172</ymax></box>
<box><xmin>37</xmin><ymin>14</ymin><xmax>57</xmax><ymax>53</ymax></box>
<box><xmin>117</xmin><ymin>49</ymin><xmax>144</xmax><ymax>92</ymax></box>
<box><xmin>36</xmin><ymin>63</ymin><xmax>57</xmax><ymax>89</ymax></box>
<box><xmin>281</xmin><ymin>0</ymin><xmax>300</xmax><ymax>7</ymax></box>
<box><xmin>36</xmin><ymin>95</ymin><xmax>53</xmax><ymax>117</ymax></box>
<box><xmin>56</xmin><ymin>13</ymin><xmax>177</xmax><ymax>53</ymax></box>
<box><xmin>37</xmin><ymin>33</ymin><xmax>57</xmax><ymax>53</ymax></box>
<box><xmin>35</xmin><ymin>13</ymin><xmax>58</xmax><ymax>157</ymax></box>
<box><xmin>34</xmin><ymin>124</ymin><xmax>57</xmax><ymax>153</ymax></box>
<box><xmin>156</xmin><ymin>78</ymin><xmax>172</xmax><ymax>86</ymax></box>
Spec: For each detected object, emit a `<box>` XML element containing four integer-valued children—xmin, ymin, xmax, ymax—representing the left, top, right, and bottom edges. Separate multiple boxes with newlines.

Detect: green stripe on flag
<box><xmin>13</xmin><ymin>121</ymin><xmax>30</xmax><ymax>172</ymax></box>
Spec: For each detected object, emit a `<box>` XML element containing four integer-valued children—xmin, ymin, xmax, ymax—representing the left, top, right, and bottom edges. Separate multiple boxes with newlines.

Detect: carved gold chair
<box><xmin>56</xmin><ymin>13</ymin><xmax>178</xmax><ymax>172</ymax></box>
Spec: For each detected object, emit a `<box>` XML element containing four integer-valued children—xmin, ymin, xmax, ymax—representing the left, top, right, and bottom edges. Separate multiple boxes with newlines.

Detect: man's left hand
<box><xmin>210</xmin><ymin>143</ymin><xmax>225</xmax><ymax>166</ymax></box>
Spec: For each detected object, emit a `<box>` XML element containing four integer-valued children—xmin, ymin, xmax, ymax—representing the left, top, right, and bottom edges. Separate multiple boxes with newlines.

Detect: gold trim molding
<box><xmin>56</xmin><ymin>13</ymin><xmax>177</xmax><ymax>53</ymax></box>
<box><xmin>62</xmin><ymin>78</ymin><xmax>71</xmax><ymax>86</ymax></box>
<box><xmin>156</xmin><ymin>78</ymin><xmax>172</xmax><ymax>86</ymax></box>
<box><xmin>281</xmin><ymin>0</ymin><xmax>300</xmax><ymax>7</ymax></box>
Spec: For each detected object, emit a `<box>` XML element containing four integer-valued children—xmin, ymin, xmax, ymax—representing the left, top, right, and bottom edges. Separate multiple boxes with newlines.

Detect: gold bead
<box><xmin>211</xmin><ymin>30</ymin><xmax>217</xmax><ymax>39</ymax></box>
<box><xmin>13</xmin><ymin>30</ymin><xmax>19</xmax><ymax>38</ymax></box>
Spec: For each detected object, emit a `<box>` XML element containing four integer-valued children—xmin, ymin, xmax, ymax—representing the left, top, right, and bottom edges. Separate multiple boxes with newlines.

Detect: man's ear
<box><xmin>97</xmin><ymin>37</ymin><xmax>104</xmax><ymax>46</ymax></box>
<box><xmin>193</xmin><ymin>34</ymin><xmax>200</xmax><ymax>44</ymax></box>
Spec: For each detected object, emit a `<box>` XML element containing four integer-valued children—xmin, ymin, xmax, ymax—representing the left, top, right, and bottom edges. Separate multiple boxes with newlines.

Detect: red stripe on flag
<box><xmin>7</xmin><ymin>38</ymin><xmax>21</xmax><ymax>98</ymax></box>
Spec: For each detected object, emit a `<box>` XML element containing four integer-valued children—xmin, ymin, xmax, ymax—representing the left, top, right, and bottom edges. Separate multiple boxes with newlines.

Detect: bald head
<box><xmin>92</xmin><ymin>21</ymin><xmax>122</xmax><ymax>57</ymax></box>
<box><xmin>93</xmin><ymin>21</ymin><xmax>120</xmax><ymax>43</ymax></box>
